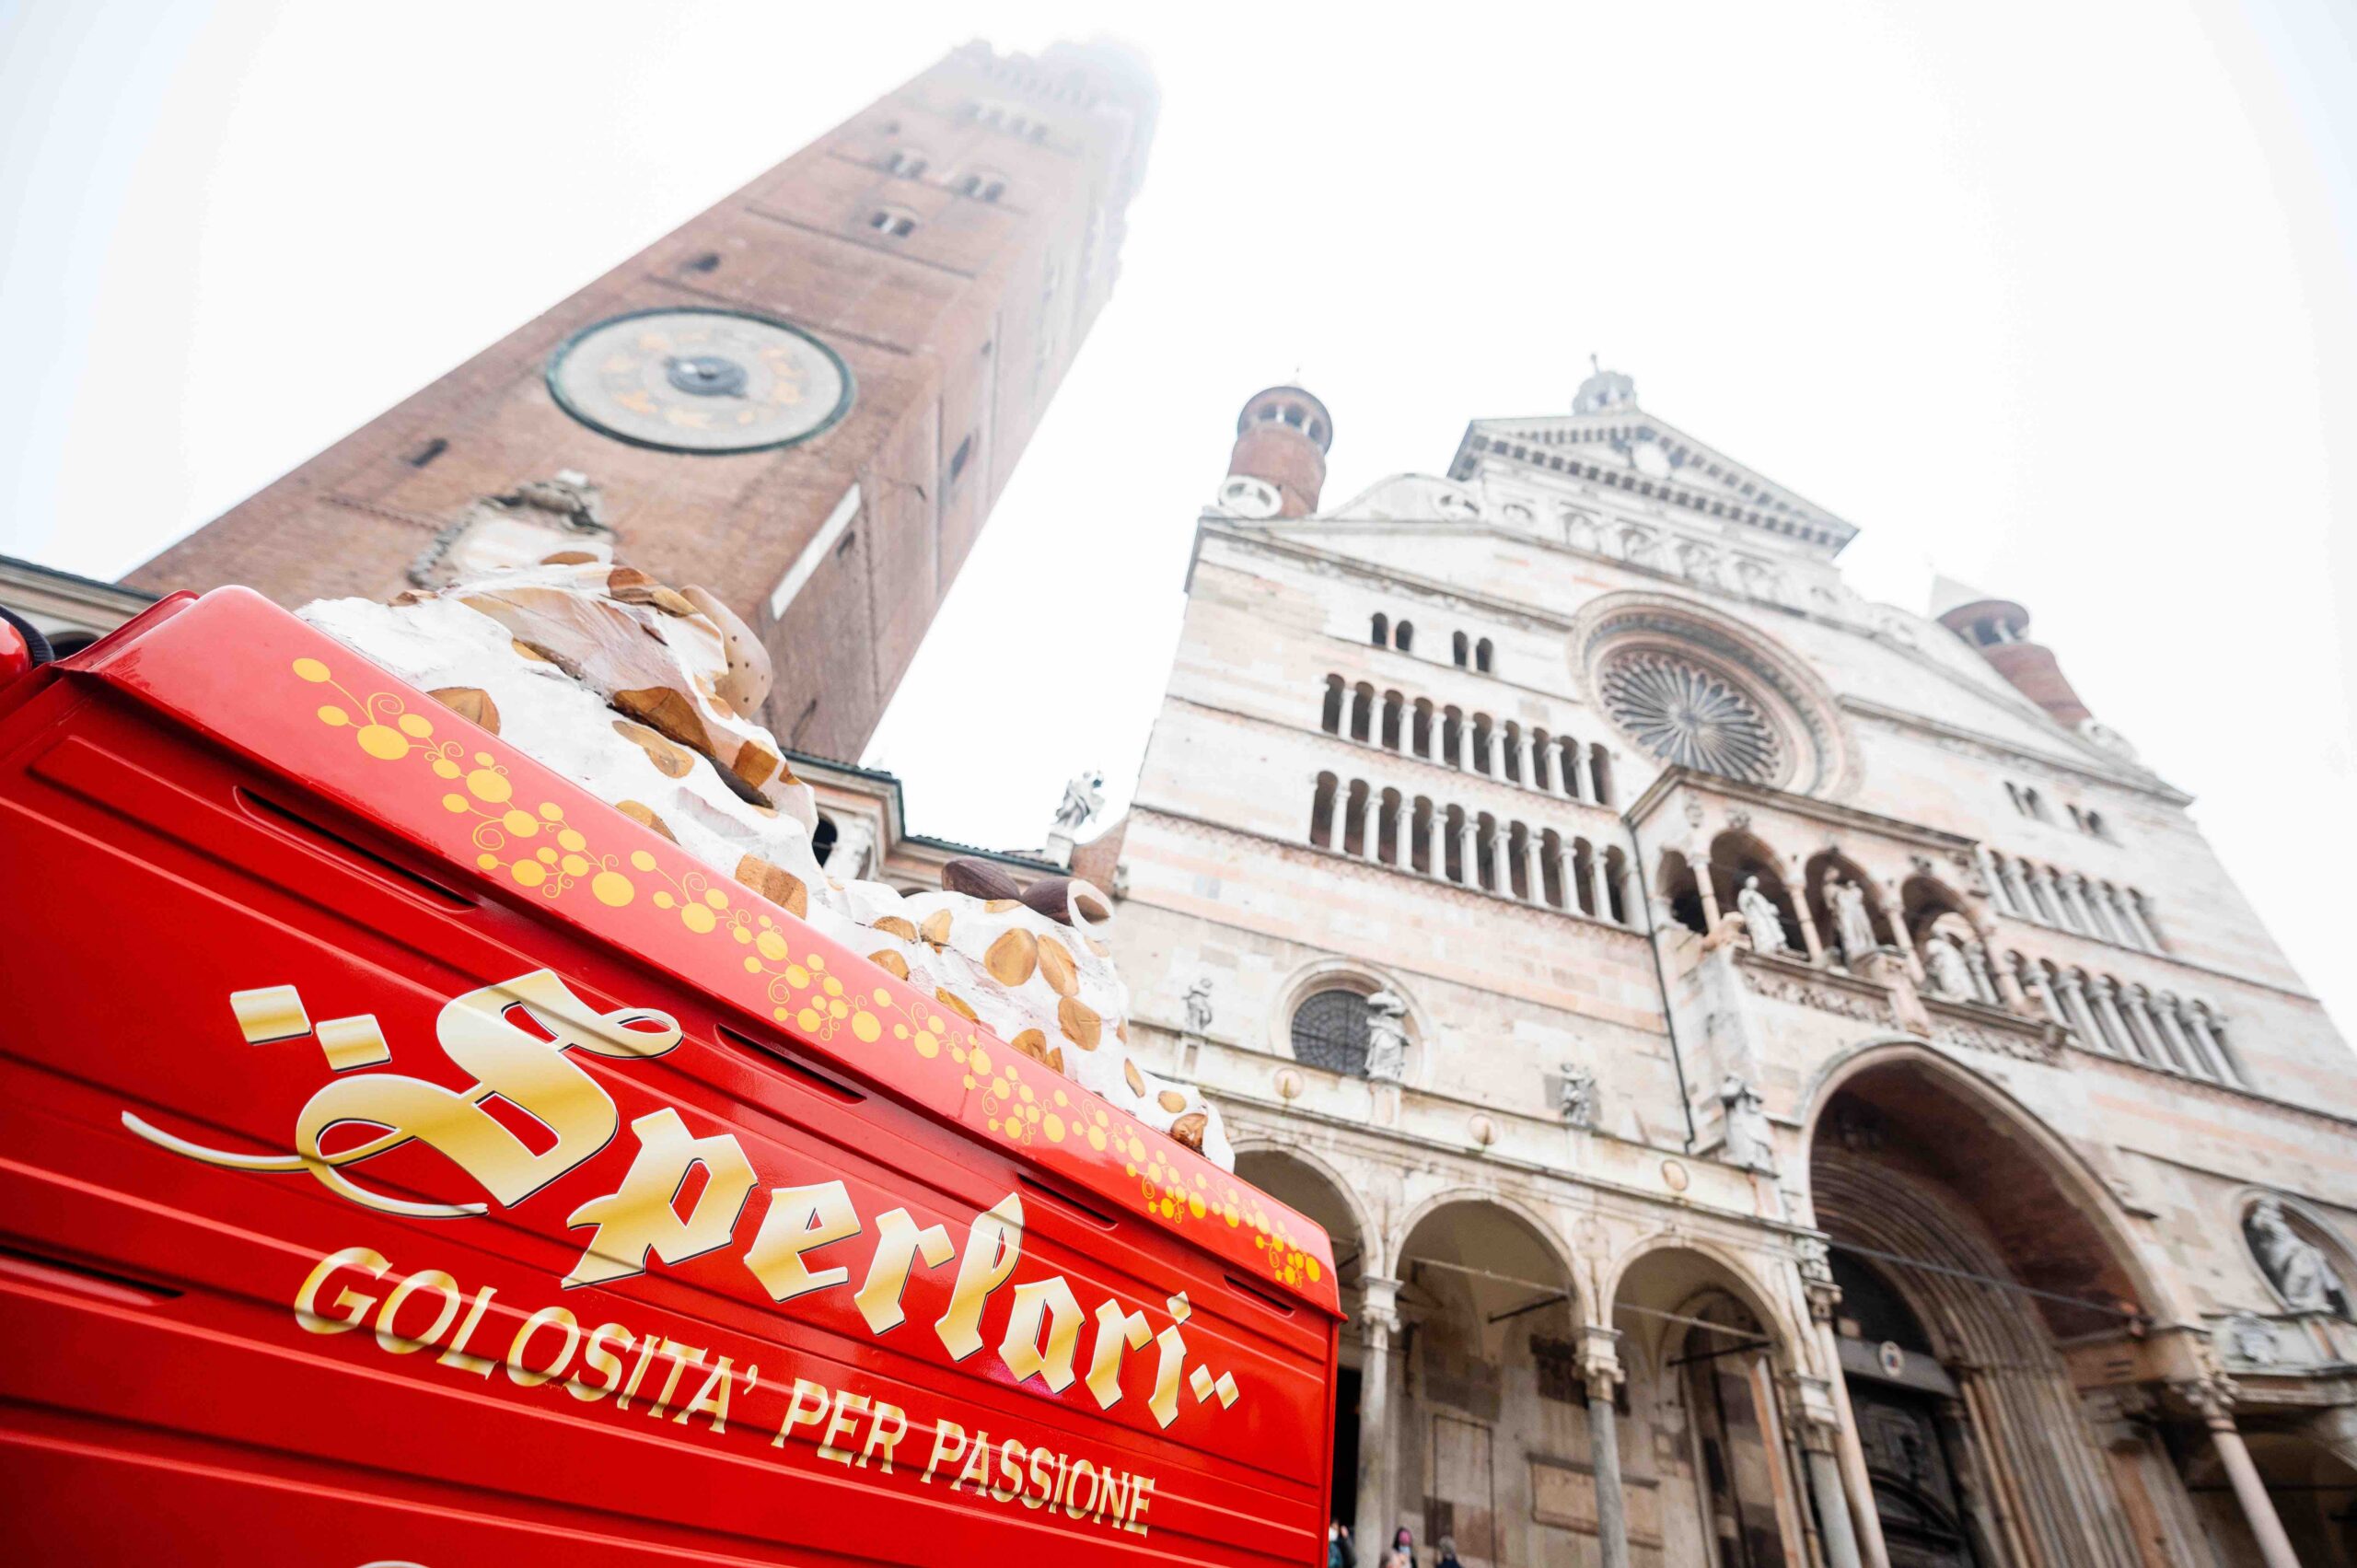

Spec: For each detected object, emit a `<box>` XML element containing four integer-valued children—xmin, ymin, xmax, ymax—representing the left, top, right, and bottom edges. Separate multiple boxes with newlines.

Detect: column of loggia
<box><xmin>2015</xmin><ymin>954</ymin><xmax>2065</xmax><ymax>1027</ymax></box>
<box><xmin>1339</xmin><ymin>713</ymin><xmax>1634</xmax><ymax>920</ymax></box>
<box><xmin>2188</xmin><ymin>1382</ymin><xmax>2303</xmax><ymax>1568</ymax></box>
<box><xmin>2034</xmin><ymin>865</ymin><xmax>2079</xmax><ymax>933</ymax></box>
<box><xmin>2088</xmin><ymin>977</ymin><xmax>2142</xmax><ymax>1061</ymax></box>
<box><xmin>2101</xmin><ymin>885</ymin><xmax>2147</xmax><ymax>951</ymax></box>
<box><xmin>2153</xmin><ymin>994</ymin><xmax>2214</xmax><ymax>1080</ymax></box>
<box><xmin>2080</xmin><ymin>874</ymin><xmax>2129</xmax><ymax>946</ymax></box>
<box><xmin>2128</xmin><ymin>985</ymin><xmax>2190</xmax><ymax>1073</ymax></box>
<box><xmin>1579</xmin><ymin>1328</ymin><xmax>1633</xmax><ymax>1568</ymax></box>
<box><xmin>1799</xmin><ymin>1266</ymin><xmax>1894</xmax><ymax>1568</ymax></box>
<box><xmin>1352</xmin><ymin>1279</ymin><xmax>1404</xmax><ymax>1567</ymax></box>
<box><xmin>2185</xmin><ymin>1002</ymin><xmax>2236</xmax><ymax>1085</ymax></box>
<box><xmin>2073</xmin><ymin>873</ymin><xmax>2112</xmax><ymax>939</ymax></box>
<box><xmin>1975</xmin><ymin>845</ymin><xmax>2014</xmax><ymax>917</ymax></box>
<box><xmin>2054</xmin><ymin>970</ymin><xmax>2104</xmax><ymax>1050</ymax></box>
<box><xmin>2116</xmin><ymin>983</ymin><xmax>2170</xmax><ymax>1069</ymax></box>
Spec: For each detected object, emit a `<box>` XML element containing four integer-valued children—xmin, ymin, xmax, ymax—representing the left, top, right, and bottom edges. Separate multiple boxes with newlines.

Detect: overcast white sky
<box><xmin>5</xmin><ymin>0</ymin><xmax>2354</xmax><ymax>1034</ymax></box>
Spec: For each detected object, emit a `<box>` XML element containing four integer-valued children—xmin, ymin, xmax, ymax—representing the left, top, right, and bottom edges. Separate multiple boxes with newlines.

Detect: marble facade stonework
<box><xmin>1104</xmin><ymin>376</ymin><xmax>2357</xmax><ymax>1568</ymax></box>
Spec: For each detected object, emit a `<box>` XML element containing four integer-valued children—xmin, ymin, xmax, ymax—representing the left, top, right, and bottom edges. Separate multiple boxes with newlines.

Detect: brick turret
<box><xmin>1932</xmin><ymin>575</ymin><xmax>2092</xmax><ymax>728</ymax></box>
<box><xmin>1217</xmin><ymin>387</ymin><xmax>1332</xmax><ymax>519</ymax></box>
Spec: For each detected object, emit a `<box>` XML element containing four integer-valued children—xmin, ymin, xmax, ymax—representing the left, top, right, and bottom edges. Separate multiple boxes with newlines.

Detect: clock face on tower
<box><xmin>545</xmin><ymin>307</ymin><xmax>854</xmax><ymax>455</ymax></box>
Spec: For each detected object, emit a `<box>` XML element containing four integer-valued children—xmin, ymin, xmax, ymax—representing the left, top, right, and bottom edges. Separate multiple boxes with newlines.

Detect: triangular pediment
<box><xmin>1447</xmin><ymin>404</ymin><xmax>1860</xmax><ymax>554</ymax></box>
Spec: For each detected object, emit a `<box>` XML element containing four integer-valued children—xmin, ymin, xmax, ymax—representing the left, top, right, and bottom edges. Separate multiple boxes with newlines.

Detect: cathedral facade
<box><xmin>1097</xmin><ymin>372</ymin><xmax>2357</xmax><ymax>1568</ymax></box>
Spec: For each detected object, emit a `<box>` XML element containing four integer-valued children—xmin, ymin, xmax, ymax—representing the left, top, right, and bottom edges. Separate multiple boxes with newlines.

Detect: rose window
<box><xmin>1600</xmin><ymin>651</ymin><xmax>1781</xmax><ymax>784</ymax></box>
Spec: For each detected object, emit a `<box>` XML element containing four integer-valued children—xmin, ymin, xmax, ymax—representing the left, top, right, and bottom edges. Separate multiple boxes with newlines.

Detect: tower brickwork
<box><xmin>1217</xmin><ymin>386</ymin><xmax>1332</xmax><ymax>519</ymax></box>
<box><xmin>125</xmin><ymin>40</ymin><xmax>1156</xmax><ymax>762</ymax></box>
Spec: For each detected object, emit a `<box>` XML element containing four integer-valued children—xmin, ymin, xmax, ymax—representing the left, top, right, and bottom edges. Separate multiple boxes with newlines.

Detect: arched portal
<box><xmin>1612</xmin><ymin>1244</ymin><xmax>1811</xmax><ymax>1568</ymax></box>
<box><xmin>1806</xmin><ymin>1051</ymin><xmax>2165</xmax><ymax>1568</ymax></box>
<box><xmin>1376</xmin><ymin>1198</ymin><xmax>1581</xmax><ymax>1568</ymax></box>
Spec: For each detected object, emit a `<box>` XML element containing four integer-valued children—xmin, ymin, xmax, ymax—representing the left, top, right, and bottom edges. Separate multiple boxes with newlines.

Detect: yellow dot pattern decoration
<box><xmin>292</xmin><ymin>654</ymin><xmax>1334</xmax><ymax>1298</ymax></box>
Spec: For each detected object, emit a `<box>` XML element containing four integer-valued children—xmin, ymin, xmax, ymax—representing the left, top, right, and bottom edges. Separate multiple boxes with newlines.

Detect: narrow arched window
<box><xmin>1320</xmin><ymin>675</ymin><xmax>1343</xmax><ymax>735</ymax></box>
<box><xmin>1308</xmin><ymin>772</ymin><xmax>1338</xmax><ymax>848</ymax></box>
<box><xmin>1475</xmin><ymin>637</ymin><xmax>1495</xmax><ymax>675</ymax></box>
<box><xmin>1342</xmin><ymin>780</ymin><xmax>1371</xmax><ymax>857</ymax></box>
<box><xmin>1588</xmin><ymin>745</ymin><xmax>1613</xmax><ymax>807</ymax></box>
<box><xmin>1350</xmin><ymin>683</ymin><xmax>1374</xmax><ymax>743</ymax></box>
<box><xmin>1371</xmin><ymin>611</ymin><xmax>1388</xmax><ymax>646</ymax></box>
<box><xmin>1380</xmin><ymin>691</ymin><xmax>1404</xmax><ymax>750</ymax></box>
<box><xmin>1452</xmin><ymin>631</ymin><xmax>1469</xmax><ymax>668</ymax></box>
<box><xmin>1394</xmin><ymin>621</ymin><xmax>1414</xmax><ymax>653</ymax></box>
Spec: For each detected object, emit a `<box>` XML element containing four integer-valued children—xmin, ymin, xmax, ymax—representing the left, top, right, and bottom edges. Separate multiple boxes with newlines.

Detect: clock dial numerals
<box><xmin>547</xmin><ymin>308</ymin><xmax>853</xmax><ymax>454</ymax></box>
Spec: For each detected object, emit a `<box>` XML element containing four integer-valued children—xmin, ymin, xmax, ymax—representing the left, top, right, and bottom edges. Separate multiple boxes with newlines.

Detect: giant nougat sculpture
<box><xmin>302</xmin><ymin>553</ymin><xmax>1233</xmax><ymax>1168</ymax></box>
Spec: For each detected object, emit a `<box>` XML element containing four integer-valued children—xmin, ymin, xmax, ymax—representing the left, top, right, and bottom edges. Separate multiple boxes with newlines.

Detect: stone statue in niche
<box><xmin>1737</xmin><ymin>877</ymin><xmax>1791</xmax><ymax>956</ymax></box>
<box><xmin>1923</xmin><ymin>934</ymin><xmax>1974</xmax><ymax>1000</ymax></box>
<box><xmin>1829</xmin><ymin>876</ymin><xmax>1880</xmax><ymax>961</ymax></box>
<box><xmin>2246</xmin><ymin>1195</ymin><xmax>2353</xmax><ymax>1317</ymax></box>
<box><xmin>1182</xmin><ymin>976</ymin><xmax>1214</xmax><ymax>1036</ymax></box>
<box><xmin>1364</xmin><ymin>989</ymin><xmax>1410</xmax><ymax>1083</ymax></box>
<box><xmin>1718</xmin><ymin>1074</ymin><xmax>1777</xmax><ymax>1173</ymax></box>
<box><xmin>1558</xmin><ymin>1064</ymin><xmax>1598</xmax><ymax>1129</ymax></box>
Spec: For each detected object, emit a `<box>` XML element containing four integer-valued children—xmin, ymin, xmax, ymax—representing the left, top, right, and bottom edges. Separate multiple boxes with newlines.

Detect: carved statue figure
<box><xmin>1829</xmin><ymin>876</ymin><xmax>1879</xmax><ymax>960</ymax></box>
<box><xmin>1923</xmin><ymin>933</ymin><xmax>1974</xmax><ymax>1000</ymax></box>
<box><xmin>1052</xmin><ymin>769</ymin><xmax>1105</xmax><ymax>834</ymax></box>
<box><xmin>1737</xmin><ymin>877</ymin><xmax>1790</xmax><ymax>956</ymax></box>
<box><xmin>823</xmin><ymin>818</ymin><xmax>877</xmax><ymax>882</ymax></box>
<box><xmin>1558</xmin><ymin>1064</ymin><xmax>1597</xmax><ymax>1129</ymax></box>
<box><xmin>1364</xmin><ymin>989</ymin><xmax>1410</xmax><ymax>1083</ymax></box>
<box><xmin>1717</xmin><ymin>1074</ymin><xmax>1777</xmax><ymax>1173</ymax></box>
<box><xmin>1182</xmin><ymin>977</ymin><xmax>1214</xmax><ymax>1036</ymax></box>
<box><xmin>2247</xmin><ymin>1196</ymin><xmax>2352</xmax><ymax>1318</ymax></box>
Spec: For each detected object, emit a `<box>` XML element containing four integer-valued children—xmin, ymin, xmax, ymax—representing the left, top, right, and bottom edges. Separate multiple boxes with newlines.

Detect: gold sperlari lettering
<box><xmin>139</xmin><ymin>971</ymin><xmax>1242</xmax><ymax>1431</ymax></box>
<box><xmin>293</xmin><ymin>1247</ymin><xmax>1155</xmax><ymax>1537</ymax></box>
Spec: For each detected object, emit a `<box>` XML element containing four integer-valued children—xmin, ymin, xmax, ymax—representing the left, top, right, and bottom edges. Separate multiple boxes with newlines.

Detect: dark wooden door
<box><xmin>1852</xmin><ymin>1383</ymin><xmax>1975</xmax><ymax>1568</ymax></box>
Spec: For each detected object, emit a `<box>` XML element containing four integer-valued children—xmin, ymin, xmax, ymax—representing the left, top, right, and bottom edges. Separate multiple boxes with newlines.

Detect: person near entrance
<box><xmin>1328</xmin><ymin>1520</ymin><xmax>1354</xmax><ymax>1568</ymax></box>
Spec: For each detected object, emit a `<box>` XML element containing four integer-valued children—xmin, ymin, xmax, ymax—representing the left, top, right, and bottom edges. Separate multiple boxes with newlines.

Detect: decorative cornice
<box><xmin>1626</xmin><ymin>764</ymin><xmax>1975</xmax><ymax>854</ymax></box>
<box><xmin>1449</xmin><ymin>412</ymin><xmax>1858</xmax><ymax>551</ymax></box>
<box><xmin>1734</xmin><ymin>950</ymin><xmax>2061</xmax><ymax>1065</ymax></box>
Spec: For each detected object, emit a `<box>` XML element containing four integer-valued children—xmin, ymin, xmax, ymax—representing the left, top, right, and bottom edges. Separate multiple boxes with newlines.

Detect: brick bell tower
<box><xmin>1215</xmin><ymin>386</ymin><xmax>1332</xmax><ymax>518</ymax></box>
<box><xmin>124</xmin><ymin>40</ymin><xmax>1158</xmax><ymax>763</ymax></box>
